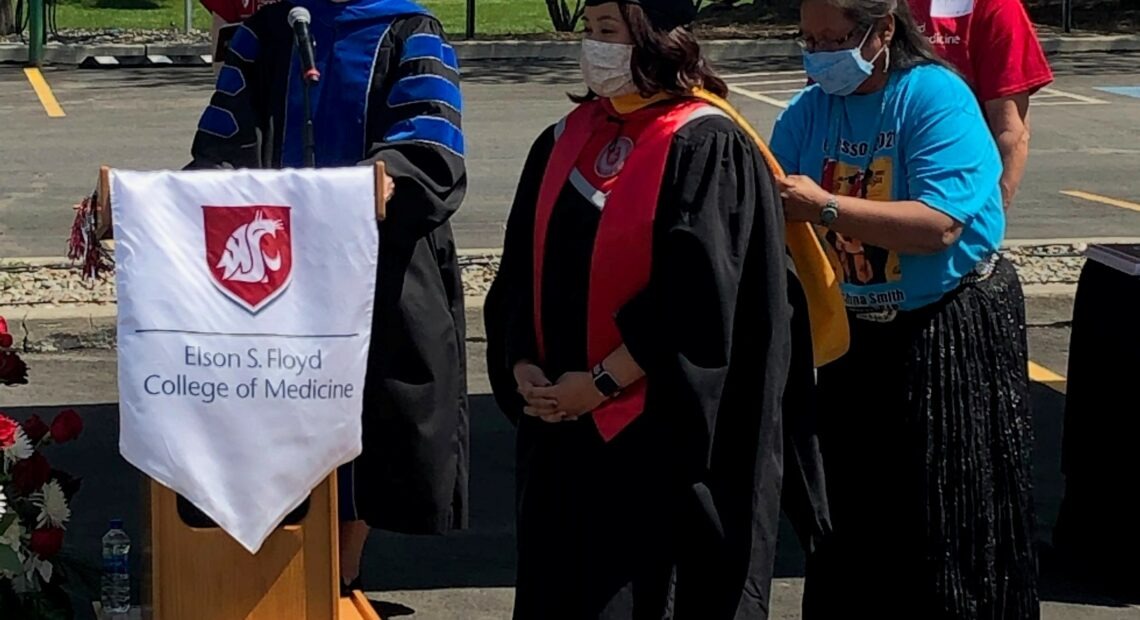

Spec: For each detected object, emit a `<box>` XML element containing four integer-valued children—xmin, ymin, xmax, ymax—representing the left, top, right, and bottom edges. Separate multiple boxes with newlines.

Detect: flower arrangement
<box><xmin>0</xmin><ymin>317</ymin><xmax>28</xmax><ymax>387</ymax></box>
<box><xmin>1</xmin><ymin>315</ymin><xmax>85</xmax><ymax>619</ymax></box>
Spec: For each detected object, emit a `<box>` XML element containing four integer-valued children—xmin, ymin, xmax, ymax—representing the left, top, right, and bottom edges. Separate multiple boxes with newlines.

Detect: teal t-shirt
<box><xmin>770</xmin><ymin>63</ymin><xmax>1005</xmax><ymax>311</ymax></box>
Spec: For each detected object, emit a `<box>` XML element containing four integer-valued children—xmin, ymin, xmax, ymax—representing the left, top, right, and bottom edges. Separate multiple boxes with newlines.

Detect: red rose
<box><xmin>12</xmin><ymin>452</ymin><xmax>52</xmax><ymax>494</ymax></box>
<box><xmin>22</xmin><ymin>415</ymin><xmax>50</xmax><ymax>445</ymax></box>
<box><xmin>0</xmin><ymin>350</ymin><xmax>29</xmax><ymax>385</ymax></box>
<box><xmin>50</xmin><ymin>409</ymin><xmax>83</xmax><ymax>444</ymax></box>
<box><xmin>29</xmin><ymin>528</ymin><xmax>65</xmax><ymax>559</ymax></box>
<box><xmin>0</xmin><ymin>414</ymin><xmax>18</xmax><ymax>449</ymax></box>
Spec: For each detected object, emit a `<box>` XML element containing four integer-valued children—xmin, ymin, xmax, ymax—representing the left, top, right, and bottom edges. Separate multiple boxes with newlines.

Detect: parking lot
<box><xmin>3</xmin><ymin>52</ymin><xmax>1140</xmax><ymax>257</ymax></box>
<box><xmin>2</xmin><ymin>51</ymin><xmax>1139</xmax><ymax>619</ymax></box>
<box><xmin>724</xmin><ymin>68</ymin><xmax>1115</xmax><ymax>107</ymax></box>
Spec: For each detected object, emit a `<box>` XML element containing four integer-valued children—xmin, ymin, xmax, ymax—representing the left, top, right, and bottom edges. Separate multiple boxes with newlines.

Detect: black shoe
<box><xmin>340</xmin><ymin>576</ymin><xmax>363</xmax><ymax>597</ymax></box>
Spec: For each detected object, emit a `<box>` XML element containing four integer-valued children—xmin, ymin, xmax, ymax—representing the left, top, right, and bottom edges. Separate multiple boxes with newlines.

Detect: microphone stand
<box><xmin>301</xmin><ymin>75</ymin><xmax>317</xmax><ymax>168</ymax></box>
<box><xmin>289</xmin><ymin>8</ymin><xmax>319</xmax><ymax>168</ymax></box>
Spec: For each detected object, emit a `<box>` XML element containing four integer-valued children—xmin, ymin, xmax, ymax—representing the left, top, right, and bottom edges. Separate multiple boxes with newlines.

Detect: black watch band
<box><xmin>591</xmin><ymin>364</ymin><xmax>622</xmax><ymax>398</ymax></box>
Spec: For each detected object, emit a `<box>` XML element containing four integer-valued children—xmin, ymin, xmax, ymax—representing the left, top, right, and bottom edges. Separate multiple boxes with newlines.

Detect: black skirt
<box><xmin>803</xmin><ymin>256</ymin><xmax>1039</xmax><ymax>620</ymax></box>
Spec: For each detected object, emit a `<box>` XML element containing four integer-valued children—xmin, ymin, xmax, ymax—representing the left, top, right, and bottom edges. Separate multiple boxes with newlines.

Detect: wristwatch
<box><xmin>591</xmin><ymin>364</ymin><xmax>622</xmax><ymax>399</ymax></box>
<box><xmin>819</xmin><ymin>195</ymin><xmax>840</xmax><ymax>227</ymax></box>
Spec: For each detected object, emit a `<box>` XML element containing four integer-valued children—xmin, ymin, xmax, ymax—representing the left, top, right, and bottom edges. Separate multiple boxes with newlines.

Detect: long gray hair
<box><xmin>821</xmin><ymin>0</ymin><xmax>955</xmax><ymax>72</ymax></box>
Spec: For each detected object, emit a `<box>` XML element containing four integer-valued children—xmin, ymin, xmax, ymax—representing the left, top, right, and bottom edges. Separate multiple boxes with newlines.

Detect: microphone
<box><xmin>287</xmin><ymin>7</ymin><xmax>320</xmax><ymax>83</ymax></box>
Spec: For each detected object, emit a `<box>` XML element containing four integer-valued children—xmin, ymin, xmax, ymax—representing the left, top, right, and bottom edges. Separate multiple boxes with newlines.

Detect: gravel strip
<box><xmin>0</xmin><ymin>252</ymin><xmax>503</xmax><ymax>308</ymax></box>
<box><xmin>2</xmin><ymin>29</ymin><xmax>210</xmax><ymax>46</ymax></box>
<box><xmin>0</xmin><ymin>246</ymin><xmax>1085</xmax><ymax>309</ymax></box>
<box><xmin>1003</xmin><ymin>243</ymin><xmax>1088</xmax><ymax>285</ymax></box>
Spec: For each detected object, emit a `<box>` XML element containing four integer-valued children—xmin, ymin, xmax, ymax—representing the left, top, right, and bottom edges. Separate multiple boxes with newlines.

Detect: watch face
<box><xmin>594</xmin><ymin>371</ymin><xmax>620</xmax><ymax>397</ymax></box>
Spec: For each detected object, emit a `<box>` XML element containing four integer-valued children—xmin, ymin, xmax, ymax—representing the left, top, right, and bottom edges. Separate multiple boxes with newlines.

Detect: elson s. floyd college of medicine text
<box><xmin>144</xmin><ymin>346</ymin><xmax>353</xmax><ymax>404</ymax></box>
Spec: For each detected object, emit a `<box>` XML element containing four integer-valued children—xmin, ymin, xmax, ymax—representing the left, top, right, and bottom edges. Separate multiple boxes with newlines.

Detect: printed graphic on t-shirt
<box><xmin>929</xmin><ymin>0</ymin><xmax>975</xmax><ymax>18</ymax></box>
<box><xmin>915</xmin><ymin>18</ymin><xmax>965</xmax><ymax>47</ymax></box>
<box><xmin>821</xmin><ymin>157</ymin><xmax>904</xmax><ymax>305</ymax></box>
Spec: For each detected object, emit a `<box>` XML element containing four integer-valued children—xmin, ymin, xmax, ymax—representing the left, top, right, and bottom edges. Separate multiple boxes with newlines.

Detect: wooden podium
<box><xmin>145</xmin><ymin>474</ymin><xmax>378</xmax><ymax>620</ymax></box>
<box><xmin>94</xmin><ymin>165</ymin><xmax>391</xmax><ymax>620</ymax></box>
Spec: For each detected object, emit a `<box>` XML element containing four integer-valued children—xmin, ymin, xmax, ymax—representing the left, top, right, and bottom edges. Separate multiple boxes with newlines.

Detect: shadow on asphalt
<box><xmin>68</xmin><ymin>66</ymin><xmax>217</xmax><ymax>90</ymax></box>
<box><xmin>58</xmin><ymin>55</ymin><xmax>809</xmax><ymax>89</ymax></box>
<box><xmin>1031</xmin><ymin>381</ymin><xmax>1140</xmax><ymax>610</ymax></box>
<box><xmin>4</xmin><ymin>383</ymin><xmax>1137</xmax><ymax>614</ymax></box>
<box><xmin>457</xmin><ymin>56</ymin><xmax>805</xmax><ymax>85</ymax></box>
<box><xmin>1047</xmin><ymin>51</ymin><xmax>1140</xmax><ymax>76</ymax></box>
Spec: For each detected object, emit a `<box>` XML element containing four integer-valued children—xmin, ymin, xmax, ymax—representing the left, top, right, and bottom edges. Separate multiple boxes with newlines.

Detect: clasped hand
<box><xmin>513</xmin><ymin>362</ymin><xmax>606</xmax><ymax>424</ymax></box>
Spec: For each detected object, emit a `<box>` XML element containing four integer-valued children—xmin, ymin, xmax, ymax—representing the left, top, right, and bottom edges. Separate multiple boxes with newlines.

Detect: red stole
<box><xmin>532</xmin><ymin>96</ymin><xmax>709</xmax><ymax>441</ymax></box>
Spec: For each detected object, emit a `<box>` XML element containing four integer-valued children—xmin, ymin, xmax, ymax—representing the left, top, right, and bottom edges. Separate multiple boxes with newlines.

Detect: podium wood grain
<box><xmin>146</xmin><ymin>475</ymin><xmax>373</xmax><ymax>620</ymax></box>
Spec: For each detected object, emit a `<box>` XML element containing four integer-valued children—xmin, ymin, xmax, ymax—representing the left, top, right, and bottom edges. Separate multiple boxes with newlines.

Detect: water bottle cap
<box><xmin>110</xmin><ymin>518</ymin><xmax>124</xmax><ymax>530</ymax></box>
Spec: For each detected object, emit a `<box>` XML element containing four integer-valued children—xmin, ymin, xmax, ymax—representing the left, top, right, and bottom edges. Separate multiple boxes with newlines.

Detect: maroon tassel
<box><xmin>68</xmin><ymin>193</ymin><xmax>113</xmax><ymax>280</ymax></box>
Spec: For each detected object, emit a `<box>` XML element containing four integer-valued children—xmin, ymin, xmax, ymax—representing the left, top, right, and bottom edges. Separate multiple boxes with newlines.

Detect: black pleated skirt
<box><xmin>803</xmin><ymin>256</ymin><xmax>1039</xmax><ymax>620</ymax></box>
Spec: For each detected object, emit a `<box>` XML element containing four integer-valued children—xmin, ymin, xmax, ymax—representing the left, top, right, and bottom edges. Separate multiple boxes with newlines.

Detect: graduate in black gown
<box><xmin>483</xmin><ymin>0</ymin><xmax>847</xmax><ymax>616</ymax></box>
<box><xmin>189</xmin><ymin>0</ymin><xmax>468</xmax><ymax>590</ymax></box>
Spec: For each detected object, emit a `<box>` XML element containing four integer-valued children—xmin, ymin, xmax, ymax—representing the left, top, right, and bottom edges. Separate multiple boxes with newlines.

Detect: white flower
<box><xmin>34</xmin><ymin>480</ymin><xmax>70</xmax><ymax>529</ymax></box>
<box><xmin>0</xmin><ymin>488</ymin><xmax>7</xmax><ymax>518</ymax></box>
<box><xmin>1</xmin><ymin>426</ymin><xmax>33</xmax><ymax>465</ymax></box>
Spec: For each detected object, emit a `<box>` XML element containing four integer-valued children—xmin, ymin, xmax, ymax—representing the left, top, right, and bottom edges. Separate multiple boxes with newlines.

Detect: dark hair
<box><xmin>570</xmin><ymin>4</ymin><xmax>727</xmax><ymax>103</ymax></box>
<box><xmin>818</xmin><ymin>0</ymin><xmax>953</xmax><ymax>72</ymax></box>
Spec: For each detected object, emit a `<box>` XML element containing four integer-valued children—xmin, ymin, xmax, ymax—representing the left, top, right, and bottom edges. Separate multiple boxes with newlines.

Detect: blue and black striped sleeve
<box><xmin>189</xmin><ymin>18</ymin><xmax>267</xmax><ymax>169</ymax></box>
<box><xmin>364</xmin><ymin>14</ymin><xmax>466</xmax><ymax>239</ymax></box>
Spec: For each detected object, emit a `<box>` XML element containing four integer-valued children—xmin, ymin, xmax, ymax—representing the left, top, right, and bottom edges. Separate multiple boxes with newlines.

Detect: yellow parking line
<box><xmin>23</xmin><ymin>68</ymin><xmax>65</xmax><ymax>118</ymax></box>
<box><xmin>1061</xmin><ymin>190</ymin><xmax>1140</xmax><ymax>213</ymax></box>
<box><xmin>1029</xmin><ymin>361</ymin><xmax>1066</xmax><ymax>383</ymax></box>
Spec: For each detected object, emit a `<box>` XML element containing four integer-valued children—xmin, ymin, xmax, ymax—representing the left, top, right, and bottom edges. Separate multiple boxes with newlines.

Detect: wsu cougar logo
<box><xmin>203</xmin><ymin>205</ymin><xmax>293</xmax><ymax>313</ymax></box>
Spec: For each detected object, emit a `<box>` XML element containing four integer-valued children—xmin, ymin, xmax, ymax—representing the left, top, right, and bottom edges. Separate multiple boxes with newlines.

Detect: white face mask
<box><xmin>580</xmin><ymin>39</ymin><xmax>638</xmax><ymax>98</ymax></box>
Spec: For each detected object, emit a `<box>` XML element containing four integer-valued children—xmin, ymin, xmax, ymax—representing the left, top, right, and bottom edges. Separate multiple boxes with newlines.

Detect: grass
<box><xmin>426</xmin><ymin>0</ymin><xmax>554</xmax><ymax>34</ymax></box>
<box><xmin>51</xmin><ymin>0</ymin><xmax>555</xmax><ymax>35</ymax></box>
<box><xmin>46</xmin><ymin>0</ymin><xmax>1140</xmax><ymax>38</ymax></box>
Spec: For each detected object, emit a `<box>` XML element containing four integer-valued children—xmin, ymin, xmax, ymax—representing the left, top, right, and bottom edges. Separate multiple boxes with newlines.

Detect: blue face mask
<box><xmin>802</xmin><ymin>27</ymin><xmax>886</xmax><ymax>96</ymax></box>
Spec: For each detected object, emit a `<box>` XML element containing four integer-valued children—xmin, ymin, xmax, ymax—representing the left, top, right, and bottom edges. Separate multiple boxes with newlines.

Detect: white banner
<box><xmin>112</xmin><ymin>167</ymin><xmax>379</xmax><ymax>553</ymax></box>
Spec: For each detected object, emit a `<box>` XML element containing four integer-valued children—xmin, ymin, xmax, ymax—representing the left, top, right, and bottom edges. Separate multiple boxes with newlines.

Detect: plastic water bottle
<box><xmin>101</xmin><ymin>518</ymin><xmax>131</xmax><ymax>614</ymax></box>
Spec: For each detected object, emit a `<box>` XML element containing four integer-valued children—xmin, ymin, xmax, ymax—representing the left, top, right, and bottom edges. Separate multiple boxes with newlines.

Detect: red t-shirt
<box><xmin>909</xmin><ymin>0</ymin><xmax>1054</xmax><ymax>101</ymax></box>
<box><xmin>201</xmin><ymin>0</ymin><xmax>277</xmax><ymax>23</ymax></box>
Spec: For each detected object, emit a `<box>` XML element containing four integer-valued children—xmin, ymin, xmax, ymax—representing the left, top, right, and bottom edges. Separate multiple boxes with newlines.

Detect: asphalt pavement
<box><xmin>3</xmin><ymin>52</ymin><xmax>1140</xmax><ymax>258</ymax></box>
<box><xmin>2</xmin><ymin>49</ymin><xmax>1140</xmax><ymax>619</ymax></box>
<box><xmin>2</xmin><ymin>324</ymin><xmax>1138</xmax><ymax>619</ymax></box>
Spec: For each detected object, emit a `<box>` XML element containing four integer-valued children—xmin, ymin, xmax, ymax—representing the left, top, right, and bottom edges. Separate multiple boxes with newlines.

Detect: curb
<box><xmin>1022</xmin><ymin>284</ymin><xmax>1076</xmax><ymax>327</ymax></box>
<box><xmin>0</xmin><ymin>42</ymin><xmax>212</xmax><ymax>66</ymax></box>
<box><xmin>0</xmin><ymin>300</ymin><xmax>487</xmax><ymax>353</ymax></box>
<box><xmin>3</xmin><ymin>33</ymin><xmax>1139</xmax><ymax>66</ymax></box>
<box><xmin>0</xmin><ymin>283</ymin><xmax>1076</xmax><ymax>353</ymax></box>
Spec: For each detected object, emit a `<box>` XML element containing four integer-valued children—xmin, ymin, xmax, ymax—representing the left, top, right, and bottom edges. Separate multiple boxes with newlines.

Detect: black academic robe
<box><xmin>189</xmin><ymin>1</ymin><xmax>468</xmax><ymax>534</ymax></box>
<box><xmin>485</xmin><ymin>108</ymin><xmax>794</xmax><ymax>619</ymax></box>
